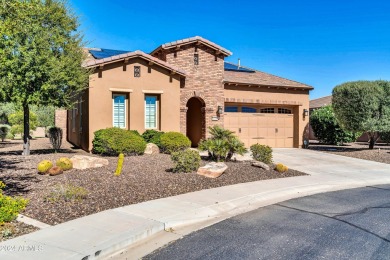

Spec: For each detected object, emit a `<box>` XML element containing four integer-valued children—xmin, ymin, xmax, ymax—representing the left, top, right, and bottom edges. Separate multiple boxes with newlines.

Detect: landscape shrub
<box><xmin>198</xmin><ymin>126</ymin><xmax>247</xmax><ymax>161</ymax></box>
<box><xmin>160</xmin><ymin>132</ymin><xmax>191</xmax><ymax>154</ymax></box>
<box><xmin>37</xmin><ymin>160</ymin><xmax>53</xmax><ymax>174</ymax></box>
<box><xmin>380</xmin><ymin>132</ymin><xmax>390</xmax><ymax>145</ymax></box>
<box><xmin>275</xmin><ymin>163</ymin><xmax>288</xmax><ymax>173</ymax></box>
<box><xmin>171</xmin><ymin>149</ymin><xmax>201</xmax><ymax>173</ymax></box>
<box><xmin>47</xmin><ymin>126</ymin><xmax>63</xmax><ymax>151</ymax></box>
<box><xmin>0</xmin><ymin>181</ymin><xmax>28</xmax><ymax>224</ymax></box>
<box><xmin>44</xmin><ymin>184</ymin><xmax>88</xmax><ymax>202</ymax></box>
<box><xmin>0</xmin><ymin>124</ymin><xmax>11</xmax><ymax>142</ymax></box>
<box><xmin>92</xmin><ymin>127</ymin><xmax>146</xmax><ymax>156</ymax></box>
<box><xmin>142</xmin><ymin>129</ymin><xmax>164</xmax><ymax>148</ymax></box>
<box><xmin>310</xmin><ymin>105</ymin><xmax>360</xmax><ymax>145</ymax></box>
<box><xmin>129</xmin><ymin>130</ymin><xmax>141</xmax><ymax>137</ymax></box>
<box><xmin>8</xmin><ymin>111</ymin><xmax>38</xmax><ymax>137</ymax></box>
<box><xmin>56</xmin><ymin>157</ymin><xmax>73</xmax><ymax>171</ymax></box>
<box><xmin>250</xmin><ymin>144</ymin><xmax>273</xmax><ymax>164</ymax></box>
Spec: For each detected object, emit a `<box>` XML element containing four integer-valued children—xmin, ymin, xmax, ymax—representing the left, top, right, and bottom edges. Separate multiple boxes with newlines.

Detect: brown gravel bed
<box><xmin>1</xmin><ymin>138</ymin><xmax>306</xmax><ymax>226</ymax></box>
<box><xmin>308</xmin><ymin>141</ymin><xmax>390</xmax><ymax>164</ymax></box>
<box><xmin>0</xmin><ymin>221</ymin><xmax>39</xmax><ymax>242</ymax></box>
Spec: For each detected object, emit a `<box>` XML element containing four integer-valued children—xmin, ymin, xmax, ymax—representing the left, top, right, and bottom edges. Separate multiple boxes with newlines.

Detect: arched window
<box><xmin>278</xmin><ymin>108</ymin><xmax>292</xmax><ymax>114</ymax></box>
<box><xmin>224</xmin><ymin>106</ymin><xmax>238</xmax><ymax>112</ymax></box>
<box><xmin>260</xmin><ymin>108</ymin><xmax>275</xmax><ymax>113</ymax></box>
<box><xmin>242</xmin><ymin>107</ymin><xmax>257</xmax><ymax>113</ymax></box>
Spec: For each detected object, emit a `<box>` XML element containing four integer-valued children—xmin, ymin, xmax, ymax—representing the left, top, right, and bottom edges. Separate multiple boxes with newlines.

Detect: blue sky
<box><xmin>70</xmin><ymin>0</ymin><xmax>390</xmax><ymax>99</ymax></box>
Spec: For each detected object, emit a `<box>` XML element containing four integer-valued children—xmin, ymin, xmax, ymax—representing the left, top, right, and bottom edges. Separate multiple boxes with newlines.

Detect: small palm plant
<box><xmin>198</xmin><ymin>126</ymin><xmax>246</xmax><ymax>161</ymax></box>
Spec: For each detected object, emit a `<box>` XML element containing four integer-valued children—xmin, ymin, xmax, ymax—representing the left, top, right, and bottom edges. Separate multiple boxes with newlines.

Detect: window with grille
<box><xmin>242</xmin><ymin>107</ymin><xmax>257</xmax><ymax>113</ymax></box>
<box><xmin>260</xmin><ymin>108</ymin><xmax>275</xmax><ymax>113</ymax></box>
<box><xmin>278</xmin><ymin>108</ymin><xmax>292</xmax><ymax>114</ymax></box>
<box><xmin>224</xmin><ymin>106</ymin><xmax>238</xmax><ymax>112</ymax></box>
<box><xmin>194</xmin><ymin>54</ymin><xmax>199</xmax><ymax>65</ymax></box>
<box><xmin>145</xmin><ymin>95</ymin><xmax>158</xmax><ymax>129</ymax></box>
<box><xmin>113</xmin><ymin>94</ymin><xmax>126</xmax><ymax>128</ymax></box>
<box><xmin>134</xmin><ymin>66</ymin><xmax>140</xmax><ymax>77</ymax></box>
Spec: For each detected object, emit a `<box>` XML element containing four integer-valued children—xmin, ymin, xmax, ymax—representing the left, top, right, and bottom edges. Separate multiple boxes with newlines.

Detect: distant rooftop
<box><xmin>310</xmin><ymin>95</ymin><xmax>332</xmax><ymax>109</ymax></box>
<box><xmin>88</xmin><ymin>48</ymin><xmax>130</xmax><ymax>59</ymax></box>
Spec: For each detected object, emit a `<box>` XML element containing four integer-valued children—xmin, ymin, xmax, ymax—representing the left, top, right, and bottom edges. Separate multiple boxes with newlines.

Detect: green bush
<box><xmin>250</xmin><ymin>144</ymin><xmax>273</xmax><ymax>164</ymax></box>
<box><xmin>160</xmin><ymin>132</ymin><xmax>191</xmax><ymax>154</ymax></box>
<box><xmin>129</xmin><ymin>130</ymin><xmax>141</xmax><ymax>137</ymax></box>
<box><xmin>310</xmin><ymin>105</ymin><xmax>360</xmax><ymax>145</ymax></box>
<box><xmin>142</xmin><ymin>129</ymin><xmax>164</xmax><ymax>148</ymax></box>
<box><xmin>92</xmin><ymin>127</ymin><xmax>146</xmax><ymax>156</ymax></box>
<box><xmin>0</xmin><ymin>182</ymin><xmax>28</xmax><ymax>224</ymax></box>
<box><xmin>198</xmin><ymin>126</ymin><xmax>247</xmax><ymax>161</ymax></box>
<box><xmin>8</xmin><ymin>111</ymin><xmax>38</xmax><ymax>137</ymax></box>
<box><xmin>380</xmin><ymin>132</ymin><xmax>390</xmax><ymax>145</ymax></box>
<box><xmin>0</xmin><ymin>124</ymin><xmax>11</xmax><ymax>142</ymax></box>
<box><xmin>171</xmin><ymin>149</ymin><xmax>201</xmax><ymax>173</ymax></box>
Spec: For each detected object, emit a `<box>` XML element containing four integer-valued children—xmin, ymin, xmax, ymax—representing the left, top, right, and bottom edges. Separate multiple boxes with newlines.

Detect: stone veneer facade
<box><xmin>154</xmin><ymin>43</ymin><xmax>226</xmax><ymax>138</ymax></box>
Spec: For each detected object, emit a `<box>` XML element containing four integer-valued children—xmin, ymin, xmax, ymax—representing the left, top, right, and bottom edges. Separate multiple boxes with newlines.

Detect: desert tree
<box><xmin>0</xmin><ymin>0</ymin><xmax>90</xmax><ymax>155</ymax></box>
<box><xmin>332</xmin><ymin>80</ymin><xmax>390</xmax><ymax>149</ymax></box>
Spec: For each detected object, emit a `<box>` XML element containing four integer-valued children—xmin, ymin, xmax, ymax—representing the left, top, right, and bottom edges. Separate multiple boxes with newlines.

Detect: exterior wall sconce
<box><xmin>217</xmin><ymin>106</ymin><xmax>223</xmax><ymax>115</ymax></box>
<box><xmin>303</xmin><ymin>109</ymin><xmax>309</xmax><ymax>117</ymax></box>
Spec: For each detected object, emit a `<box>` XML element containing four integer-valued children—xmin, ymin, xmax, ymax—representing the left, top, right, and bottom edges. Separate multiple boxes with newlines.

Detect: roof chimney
<box><xmin>238</xmin><ymin>58</ymin><xmax>241</xmax><ymax>69</ymax></box>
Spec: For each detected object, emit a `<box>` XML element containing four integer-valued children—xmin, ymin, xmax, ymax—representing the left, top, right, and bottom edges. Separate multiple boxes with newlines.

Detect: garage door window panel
<box><xmin>242</xmin><ymin>107</ymin><xmax>257</xmax><ymax>113</ymax></box>
<box><xmin>260</xmin><ymin>108</ymin><xmax>275</xmax><ymax>113</ymax></box>
<box><xmin>225</xmin><ymin>106</ymin><xmax>238</xmax><ymax>112</ymax></box>
<box><xmin>278</xmin><ymin>108</ymin><xmax>292</xmax><ymax>114</ymax></box>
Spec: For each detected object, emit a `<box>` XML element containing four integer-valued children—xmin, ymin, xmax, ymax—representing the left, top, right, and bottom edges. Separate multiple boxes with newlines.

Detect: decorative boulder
<box><xmin>70</xmin><ymin>155</ymin><xmax>109</xmax><ymax>170</ymax></box>
<box><xmin>48</xmin><ymin>166</ymin><xmax>64</xmax><ymax>176</ymax></box>
<box><xmin>197</xmin><ymin>162</ymin><xmax>228</xmax><ymax>178</ymax></box>
<box><xmin>251</xmin><ymin>161</ymin><xmax>270</xmax><ymax>171</ymax></box>
<box><xmin>144</xmin><ymin>143</ymin><xmax>160</xmax><ymax>155</ymax></box>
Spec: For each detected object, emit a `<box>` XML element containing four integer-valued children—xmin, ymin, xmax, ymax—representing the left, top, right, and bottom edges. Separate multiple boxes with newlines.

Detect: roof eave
<box><xmin>223</xmin><ymin>80</ymin><xmax>314</xmax><ymax>90</ymax></box>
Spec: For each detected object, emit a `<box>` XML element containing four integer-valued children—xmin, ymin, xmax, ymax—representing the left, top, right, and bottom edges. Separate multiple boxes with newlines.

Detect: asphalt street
<box><xmin>146</xmin><ymin>185</ymin><xmax>390</xmax><ymax>260</ymax></box>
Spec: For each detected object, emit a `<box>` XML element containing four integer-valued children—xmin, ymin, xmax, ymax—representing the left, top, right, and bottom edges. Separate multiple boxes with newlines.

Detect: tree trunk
<box><xmin>368</xmin><ymin>131</ymin><xmax>379</xmax><ymax>150</ymax></box>
<box><xmin>22</xmin><ymin>103</ymin><xmax>30</xmax><ymax>156</ymax></box>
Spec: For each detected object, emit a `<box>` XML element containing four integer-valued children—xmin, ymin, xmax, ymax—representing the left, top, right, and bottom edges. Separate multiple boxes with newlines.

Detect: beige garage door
<box><xmin>224</xmin><ymin>112</ymin><xmax>294</xmax><ymax>148</ymax></box>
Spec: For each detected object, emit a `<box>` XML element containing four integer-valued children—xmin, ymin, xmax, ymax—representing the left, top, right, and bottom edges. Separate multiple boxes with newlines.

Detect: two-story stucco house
<box><xmin>67</xmin><ymin>36</ymin><xmax>313</xmax><ymax>151</ymax></box>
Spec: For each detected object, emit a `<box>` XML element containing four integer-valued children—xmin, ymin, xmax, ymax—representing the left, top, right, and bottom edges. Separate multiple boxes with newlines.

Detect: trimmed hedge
<box><xmin>160</xmin><ymin>132</ymin><xmax>191</xmax><ymax>154</ymax></box>
<box><xmin>171</xmin><ymin>149</ymin><xmax>201</xmax><ymax>173</ymax></box>
<box><xmin>92</xmin><ymin>127</ymin><xmax>146</xmax><ymax>156</ymax></box>
<box><xmin>142</xmin><ymin>129</ymin><xmax>164</xmax><ymax>148</ymax></box>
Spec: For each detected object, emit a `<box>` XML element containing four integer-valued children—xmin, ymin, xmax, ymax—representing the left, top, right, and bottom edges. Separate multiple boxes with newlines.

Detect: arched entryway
<box><xmin>186</xmin><ymin>97</ymin><xmax>205</xmax><ymax>147</ymax></box>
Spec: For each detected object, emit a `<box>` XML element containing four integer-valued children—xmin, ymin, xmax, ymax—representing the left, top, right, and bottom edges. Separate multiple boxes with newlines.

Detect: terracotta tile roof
<box><xmin>150</xmin><ymin>36</ymin><xmax>232</xmax><ymax>57</ymax></box>
<box><xmin>223</xmin><ymin>62</ymin><xmax>313</xmax><ymax>90</ymax></box>
<box><xmin>309</xmin><ymin>95</ymin><xmax>332</xmax><ymax>109</ymax></box>
<box><xmin>82</xmin><ymin>50</ymin><xmax>186</xmax><ymax>76</ymax></box>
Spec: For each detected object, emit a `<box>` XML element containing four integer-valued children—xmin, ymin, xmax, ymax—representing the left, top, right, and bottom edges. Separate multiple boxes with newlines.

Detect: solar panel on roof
<box><xmin>224</xmin><ymin>62</ymin><xmax>255</xmax><ymax>72</ymax></box>
<box><xmin>89</xmin><ymin>48</ymin><xmax>130</xmax><ymax>59</ymax></box>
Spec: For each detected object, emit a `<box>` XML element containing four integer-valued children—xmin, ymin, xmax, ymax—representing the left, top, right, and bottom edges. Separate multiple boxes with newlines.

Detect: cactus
<box><xmin>48</xmin><ymin>166</ymin><xmax>64</xmax><ymax>176</ymax></box>
<box><xmin>275</xmin><ymin>163</ymin><xmax>288</xmax><ymax>173</ymax></box>
<box><xmin>37</xmin><ymin>160</ymin><xmax>53</xmax><ymax>174</ymax></box>
<box><xmin>56</xmin><ymin>157</ymin><xmax>73</xmax><ymax>171</ymax></box>
<box><xmin>114</xmin><ymin>153</ymin><xmax>124</xmax><ymax>176</ymax></box>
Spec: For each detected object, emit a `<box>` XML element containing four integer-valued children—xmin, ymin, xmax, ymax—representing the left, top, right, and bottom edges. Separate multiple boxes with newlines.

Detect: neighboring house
<box><xmin>67</xmin><ymin>36</ymin><xmax>313</xmax><ymax>151</ymax></box>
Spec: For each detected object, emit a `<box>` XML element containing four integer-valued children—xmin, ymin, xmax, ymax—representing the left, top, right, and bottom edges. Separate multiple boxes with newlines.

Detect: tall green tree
<box><xmin>0</xmin><ymin>0</ymin><xmax>90</xmax><ymax>155</ymax></box>
<box><xmin>332</xmin><ymin>81</ymin><xmax>390</xmax><ymax>149</ymax></box>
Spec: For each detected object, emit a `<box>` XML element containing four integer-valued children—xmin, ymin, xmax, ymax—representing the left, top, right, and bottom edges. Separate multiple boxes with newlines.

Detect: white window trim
<box><xmin>142</xmin><ymin>90</ymin><xmax>164</xmax><ymax>94</ymax></box>
<box><xmin>145</xmin><ymin>95</ymin><xmax>159</xmax><ymax>130</ymax></box>
<box><xmin>109</xmin><ymin>88</ymin><xmax>133</xmax><ymax>93</ymax></box>
<box><xmin>113</xmin><ymin>94</ymin><xmax>127</xmax><ymax>129</ymax></box>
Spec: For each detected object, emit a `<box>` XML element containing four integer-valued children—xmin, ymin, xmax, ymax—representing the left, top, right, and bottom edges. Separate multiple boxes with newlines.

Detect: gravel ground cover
<box><xmin>0</xmin><ymin>221</ymin><xmax>39</xmax><ymax>242</ymax></box>
<box><xmin>0</xmin><ymin>138</ymin><xmax>306</xmax><ymax>226</ymax></box>
<box><xmin>309</xmin><ymin>141</ymin><xmax>390</xmax><ymax>164</ymax></box>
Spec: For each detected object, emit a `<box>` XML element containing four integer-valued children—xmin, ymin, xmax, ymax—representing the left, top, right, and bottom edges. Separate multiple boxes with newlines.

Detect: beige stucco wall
<box><xmin>83</xmin><ymin>58</ymin><xmax>181</xmax><ymax>151</ymax></box>
<box><xmin>224</xmin><ymin>85</ymin><xmax>310</xmax><ymax>148</ymax></box>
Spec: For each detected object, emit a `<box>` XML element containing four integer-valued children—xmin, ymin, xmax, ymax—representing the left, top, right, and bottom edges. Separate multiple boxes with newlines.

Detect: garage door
<box><xmin>224</xmin><ymin>110</ymin><xmax>294</xmax><ymax>148</ymax></box>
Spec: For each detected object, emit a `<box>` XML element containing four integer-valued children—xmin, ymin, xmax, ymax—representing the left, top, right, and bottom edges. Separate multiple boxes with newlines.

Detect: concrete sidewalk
<box><xmin>1</xmin><ymin>149</ymin><xmax>390</xmax><ymax>260</ymax></box>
